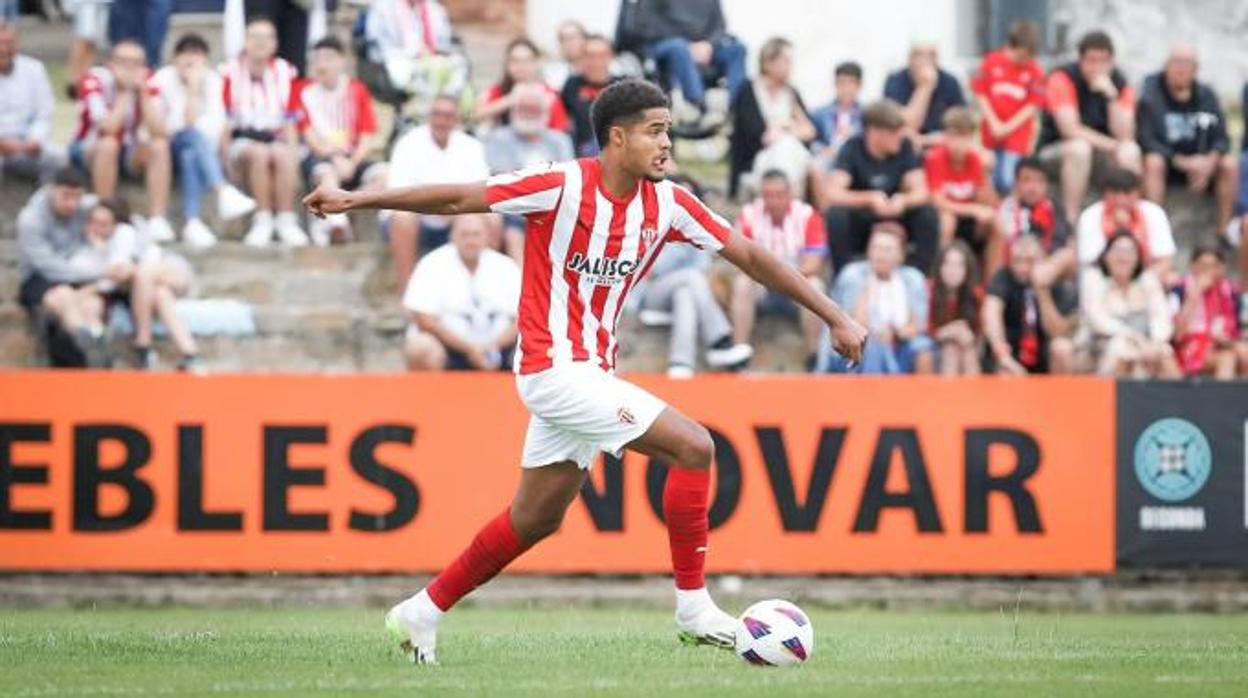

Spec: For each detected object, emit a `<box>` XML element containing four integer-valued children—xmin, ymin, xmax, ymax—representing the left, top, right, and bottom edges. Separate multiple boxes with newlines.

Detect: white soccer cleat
<box><xmin>217</xmin><ymin>184</ymin><xmax>257</xmax><ymax>222</ymax></box>
<box><xmin>244</xmin><ymin>211</ymin><xmax>274</xmax><ymax>248</ymax></box>
<box><xmin>385</xmin><ymin>599</ymin><xmax>439</xmax><ymax>665</ymax></box>
<box><xmin>675</xmin><ymin>602</ymin><xmax>737</xmax><ymax>649</ymax></box>
<box><xmin>181</xmin><ymin>217</ymin><xmax>218</xmax><ymax>250</ymax></box>
<box><xmin>146</xmin><ymin>215</ymin><xmax>176</xmax><ymax>243</ymax></box>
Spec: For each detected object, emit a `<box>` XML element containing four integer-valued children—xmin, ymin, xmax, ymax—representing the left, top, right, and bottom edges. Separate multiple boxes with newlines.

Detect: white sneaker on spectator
<box><xmin>217</xmin><ymin>184</ymin><xmax>257</xmax><ymax>222</ymax></box>
<box><xmin>182</xmin><ymin>218</ymin><xmax>218</xmax><ymax>250</ymax></box>
<box><xmin>275</xmin><ymin>212</ymin><xmax>309</xmax><ymax>247</ymax></box>
<box><xmin>706</xmin><ymin>342</ymin><xmax>753</xmax><ymax>369</ymax></box>
<box><xmin>146</xmin><ymin>216</ymin><xmax>176</xmax><ymax>243</ymax></box>
<box><xmin>638</xmin><ymin>308</ymin><xmax>673</xmax><ymax>326</ymax></box>
<box><xmin>244</xmin><ymin>211</ymin><xmax>275</xmax><ymax>248</ymax></box>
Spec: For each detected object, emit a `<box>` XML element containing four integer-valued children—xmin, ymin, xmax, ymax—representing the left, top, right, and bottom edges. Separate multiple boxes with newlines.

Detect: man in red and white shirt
<box><xmin>729</xmin><ymin>170</ymin><xmax>827</xmax><ymax>370</ymax></box>
<box><xmin>304</xmin><ymin>79</ymin><xmax>866</xmax><ymax>665</ymax></box>
<box><xmin>293</xmin><ymin>36</ymin><xmax>385</xmax><ymax>245</ymax></box>
<box><xmin>221</xmin><ymin>16</ymin><xmax>307</xmax><ymax>247</ymax></box>
<box><xmin>971</xmin><ymin>20</ymin><xmax>1045</xmax><ymax>195</ymax></box>
<box><xmin>71</xmin><ymin>39</ymin><xmax>175</xmax><ymax>243</ymax></box>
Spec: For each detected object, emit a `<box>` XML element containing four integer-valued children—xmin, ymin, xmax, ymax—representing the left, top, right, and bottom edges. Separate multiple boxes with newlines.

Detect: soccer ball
<box><xmin>734</xmin><ymin>599</ymin><xmax>814</xmax><ymax>667</ymax></box>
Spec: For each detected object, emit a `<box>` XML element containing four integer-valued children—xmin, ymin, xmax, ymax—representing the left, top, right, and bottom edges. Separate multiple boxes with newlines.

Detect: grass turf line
<box><xmin>1</xmin><ymin>607</ymin><xmax>1245</xmax><ymax>697</ymax></box>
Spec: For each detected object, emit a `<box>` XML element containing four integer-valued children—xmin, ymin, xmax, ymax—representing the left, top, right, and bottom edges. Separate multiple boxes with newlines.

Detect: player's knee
<box><xmin>679</xmin><ymin>426</ymin><xmax>715</xmax><ymax>470</ymax></box>
<box><xmin>513</xmin><ymin>505</ymin><xmax>565</xmax><ymax>543</ymax></box>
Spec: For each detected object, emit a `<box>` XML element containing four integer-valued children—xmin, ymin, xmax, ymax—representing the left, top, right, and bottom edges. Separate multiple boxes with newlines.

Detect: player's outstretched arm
<box><xmin>719</xmin><ymin>232</ymin><xmax>868</xmax><ymax>363</ymax></box>
<box><xmin>303</xmin><ymin>181</ymin><xmax>491</xmax><ymax>219</ymax></box>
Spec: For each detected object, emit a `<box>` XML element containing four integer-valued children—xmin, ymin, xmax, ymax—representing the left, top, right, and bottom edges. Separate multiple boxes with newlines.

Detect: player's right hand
<box><xmin>302</xmin><ymin>184</ymin><xmax>352</xmax><ymax>218</ymax></box>
<box><xmin>831</xmin><ymin>318</ymin><xmax>868</xmax><ymax>365</ymax></box>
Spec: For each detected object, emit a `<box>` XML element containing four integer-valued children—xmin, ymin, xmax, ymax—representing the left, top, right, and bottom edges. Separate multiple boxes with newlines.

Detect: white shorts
<box><xmin>516</xmin><ymin>362</ymin><xmax>667</xmax><ymax>471</ymax></box>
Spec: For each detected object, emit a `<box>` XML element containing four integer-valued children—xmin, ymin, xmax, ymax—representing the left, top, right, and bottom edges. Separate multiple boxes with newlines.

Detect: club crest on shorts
<box><xmin>617</xmin><ymin>407</ymin><xmax>636</xmax><ymax>425</ymax></box>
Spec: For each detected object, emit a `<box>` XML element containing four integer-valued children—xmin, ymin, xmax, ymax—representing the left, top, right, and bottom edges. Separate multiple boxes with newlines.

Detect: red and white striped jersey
<box><xmin>220</xmin><ymin>57</ymin><xmax>298</xmax><ymax>134</ymax></box>
<box><xmin>74</xmin><ymin>66</ymin><xmax>155</xmax><ymax>144</ymax></box>
<box><xmin>293</xmin><ymin>77</ymin><xmax>377</xmax><ymax>151</ymax></box>
<box><xmin>485</xmin><ymin>158</ymin><xmax>732</xmax><ymax>375</ymax></box>
<box><xmin>736</xmin><ymin>199</ymin><xmax>827</xmax><ymax>268</ymax></box>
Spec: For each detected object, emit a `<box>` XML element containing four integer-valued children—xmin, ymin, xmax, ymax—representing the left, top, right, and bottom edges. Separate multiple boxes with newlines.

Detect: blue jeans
<box><xmin>992</xmin><ymin>149</ymin><xmax>1023</xmax><ymax>196</ymax></box>
<box><xmin>1238</xmin><ymin>151</ymin><xmax>1248</xmax><ymax>215</ymax></box>
<box><xmin>172</xmin><ymin>129</ymin><xmax>224</xmax><ymax>220</ymax></box>
<box><xmin>644</xmin><ymin>35</ymin><xmax>747</xmax><ymax>107</ymax></box>
<box><xmin>108</xmin><ymin>0</ymin><xmax>172</xmax><ymax>66</ymax></box>
<box><xmin>858</xmin><ymin>334</ymin><xmax>934</xmax><ymax>375</ymax></box>
<box><xmin>1</xmin><ymin>0</ymin><xmax>17</xmax><ymax>22</ymax></box>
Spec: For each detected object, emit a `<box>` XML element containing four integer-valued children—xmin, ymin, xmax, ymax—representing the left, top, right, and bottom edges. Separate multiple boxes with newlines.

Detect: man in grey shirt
<box><xmin>17</xmin><ymin>167</ymin><xmax>111</xmax><ymax>366</ymax></box>
<box><xmin>0</xmin><ymin>22</ymin><xmax>66</xmax><ymax>185</ymax></box>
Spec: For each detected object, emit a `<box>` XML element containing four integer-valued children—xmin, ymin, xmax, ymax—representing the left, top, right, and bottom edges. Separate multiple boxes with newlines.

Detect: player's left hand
<box><xmin>830</xmin><ymin>317</ymin><xmax>868</xmax><ymax>365</ymax></box>
<box><xmin>303</xmin><ymin>184</ymin><xmax>352</xmax><ymax>218</ymax></box>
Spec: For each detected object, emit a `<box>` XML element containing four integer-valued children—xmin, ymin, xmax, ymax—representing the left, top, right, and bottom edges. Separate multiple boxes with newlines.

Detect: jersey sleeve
<box><xmin>355</xmin><ymin>81</ymin><xmax>378</xmax><ymax>136</ymax></box>
<box><xmin>668</xmin><ymin>184</ymin><xmax>732</xmax><ymax>252</ymax></box>
<box><xmin>484</xmin><ymin>162</ymin><xmax>566</xmax><ymax>215</ymax></box>
<box><xmin>291</xmin><ymin>80</ymin><xmax>310</xmax><ymax>134</ymax></box>
<box><xmin>803</xmin><ymin>210</ymin><xmax>828</xmax><ymax>253</ymax></box>
<box><xmin>1045</xmin><ymin>71</ymin><xmax>1076</xmax><ymax>113</ymax></box>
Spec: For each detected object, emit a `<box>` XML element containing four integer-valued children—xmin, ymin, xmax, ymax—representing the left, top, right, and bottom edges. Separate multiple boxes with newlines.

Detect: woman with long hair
<box><xmin>474</xmin><ymin>37</ymin><xmax>569</xmax><ymax>130</ymax></box>
<box><xmin>928</xmin><ymin>241</ymin><xmax>982</xmax><ymax>375</ymax></box>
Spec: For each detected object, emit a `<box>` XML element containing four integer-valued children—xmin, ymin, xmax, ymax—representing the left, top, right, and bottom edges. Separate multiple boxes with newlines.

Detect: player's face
<box><xmin>621</xmin><ymin>108</ymin><xmax>672</xmax><ymax>182</ymax></box>
<box><xmin>1015</xmin><ymin>167</ymin><xmax>1047</xmax><ymax>204</ymax></box>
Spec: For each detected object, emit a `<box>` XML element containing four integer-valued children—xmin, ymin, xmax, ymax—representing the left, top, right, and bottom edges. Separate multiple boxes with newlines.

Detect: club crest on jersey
<box><xmin>640</xmin><ymin>225</ymin><xmax>659</xmax><ymax>247</ymax></box>
<box><xmin>566</xmin><ymin>252</ymin><xmax>638</xmax><ymax>286</ymax></box>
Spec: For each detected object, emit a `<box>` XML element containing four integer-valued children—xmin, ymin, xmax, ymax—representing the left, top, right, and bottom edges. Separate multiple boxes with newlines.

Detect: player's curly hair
<box><xmin>590</xmin><ymin>78</ymin><xmax>670</xmax><ymax>149</ymax></box>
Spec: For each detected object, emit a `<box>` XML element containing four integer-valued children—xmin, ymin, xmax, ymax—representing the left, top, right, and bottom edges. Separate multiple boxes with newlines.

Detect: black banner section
<box><xmin>1117</xmin><ymin>382</ymin><xmax>1248</xmax><ymax>567</ymax></box>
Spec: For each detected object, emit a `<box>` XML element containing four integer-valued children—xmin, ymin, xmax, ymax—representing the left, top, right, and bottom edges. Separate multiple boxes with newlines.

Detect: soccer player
<box><xmin>303</xmin><ymin>79</ymin><xmax>867</xmax><ymax>664</ymax></box>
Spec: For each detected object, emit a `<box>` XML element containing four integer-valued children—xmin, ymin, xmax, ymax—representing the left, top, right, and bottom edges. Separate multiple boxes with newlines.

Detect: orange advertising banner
<box><xmin>0</xmin><ymin>372</ymin><xmax>1115</xmax><ymax>574</ymax></box>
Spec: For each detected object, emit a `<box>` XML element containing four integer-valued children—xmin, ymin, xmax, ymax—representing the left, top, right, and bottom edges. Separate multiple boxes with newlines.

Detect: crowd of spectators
<box><xmin>5</xmin><ymin>0</ymin><xmax>1248</xmax><ymax>379</ymax></box>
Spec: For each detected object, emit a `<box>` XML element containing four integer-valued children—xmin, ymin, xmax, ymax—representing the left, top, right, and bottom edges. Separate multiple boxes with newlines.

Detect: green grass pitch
<box><xmin>1</xmin><ymin>606</ymin><xmax>1246</xmax><ymax>697</ymax></box>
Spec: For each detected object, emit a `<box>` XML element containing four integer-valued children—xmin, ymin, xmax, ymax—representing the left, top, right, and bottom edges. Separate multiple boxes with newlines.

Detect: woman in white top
<box><xmin>1080</xmin><ymin>231</ymin><xmax>1179</xmax><ymax>377</ymax></box>
<box><xmin>84</xmin><ymin>198</ymin><xmax>200</xmax><ymax>371</ymax></box>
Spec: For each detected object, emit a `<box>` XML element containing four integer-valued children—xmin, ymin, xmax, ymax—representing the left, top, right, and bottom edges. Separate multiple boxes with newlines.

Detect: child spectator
<box><xmin>1080</xmin><ymin>232</ymin><xmax>1178</xmax><ymax>378</ymax></box>
<box><xmin>71</xmin><ymin>39</ymin><xmax>175</xmax><ymax>244</ymax></box>
<box><xmin>402</xmin><ymin>214</ymin><xmax>520</xmax><ymax>372</ymax></box>
<box><xmin>1037</xmin><ymin>31</ymin><xmax>1141</xmax><ymax>226</ymax></box>
<box><xmin>811</xmin><ymin>61</ymin><xmax>864</xmax><ymax>159</ymax></box>
<box><xmin>1173</xmin><ymin>244</ymin><xmax>1244</xmax><ymax>379</ymax></box>
<box><xmin>982</xmin><ymin>235</ymin><xmax>1077</xmax><ymax>375</ymax></box>
<box><xmin>475</xmin><ymin>38</ymin><xmax>569</xmax><ymax>131</ymax></box>
<box><xmin>924</xmin><ymin>107</ymin><xmax>997</xmax><ymax>258</ymax></box>
<box><xmin>1076</xmin><ymin>168</ymin><xmax>1176</xmax><ymax>282</ymax></box>
<box><xmin>294</xmin><ymin>36</ymin><xmax>386</xmax><ymax>246</ymax></box>
<box><xmin>728</xmin><ymin>37</ymin><xmax>816</xmax><ymax>200</ymax></box>
<box><xmin>883</xmin><ymin>38</ymin><xmax>966</xmax><ymax>149</ymax></box>
<box><xmin>971</xmin><ymin>20</ymin><xmax>1044</xmax><ymax>195</ymax></box>
<box><xmin>150</xmin><ymin>33</ymin><xmax>256</xmax><ymax>249</ymax></box>
<box><xmin>929</xmin><ymin>241</ymin><xmax>982</xmax><ymax>375</ymax></box>
<box><xmin>560</xmin><ymin>33</ymin><xmax>618</xmax><ymax>157</ymax></box>
<box><xmin>0</xmin><ymin>22</ymin><xmax>66</xmax><ymax>185</ymax></box>
<box><xmin>221</xmin><ymin>17</ymin><xmax>307</xmax><ymax>248</ymax></box>
<box><xmin>730</xmin><ymin>170</ymin><xmax>827</xmax><ymax>371</ymax></box>
<box><xmin>991</xmin><ymin>156</ymin><xmax>1069</xmax><ymax>280</ymax></box>
<box><xmin>832</xmin><ymin>223</ymin><xmax>933</xmax><ymax>374</ymax></box>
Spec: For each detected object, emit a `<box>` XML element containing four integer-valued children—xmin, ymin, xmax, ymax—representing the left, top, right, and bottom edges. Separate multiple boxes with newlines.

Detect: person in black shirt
<box><xmin>560</xmin><ymin>34</ymin><xmax>618</xmax><ymax>157</ymax></box>
<box><xmin>1138</xmin><ymin>44</ymin><xmax>1237</xmax><ymax>234</ymax></box>
<box><xmin>822</xmin><ymin>99</ymin><xmax>939</xmax><ymax>273</ymax></box>
<box><xmin>981</xmin><ymin>235</ymin><xmax>1077</xmax><ymax>374</ymax></box>
<box><xmin>882</xmin><ymin>39</ymin><xmax>966</xmax><ymax>149</ymax></box>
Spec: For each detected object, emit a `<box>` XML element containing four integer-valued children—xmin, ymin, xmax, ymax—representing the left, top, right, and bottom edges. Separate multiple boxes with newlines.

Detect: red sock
<box><xmin>426</xmin><ymin>509</ymin><xmax>530</xmax><ymax>611</ymax></box>
<box><xmin>664</xmin><ymin>467</ymin><xmax>710</xmax><ymax>590</ymax></box>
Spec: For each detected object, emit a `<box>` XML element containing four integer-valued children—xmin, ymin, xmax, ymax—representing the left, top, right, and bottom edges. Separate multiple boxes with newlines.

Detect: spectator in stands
<box><xmin>972</xmin><ymin>20</ymin><xmax>1044</xmax><ymax>195</ymax></box>
<box><xmin>242</xmin><ymin>0</ymin><xmax>311</xmax><ymax>74</ymax></box>
<box><xmin>1037</xmin><ymin>31</ymin><xmax>1141</xmax><ymax>226</ymax></box>
<box><xmin>66</xmin><ymin>0</ymin><xmax>112</xmax><ymax>97</ymax></box>
<box><xmin>561</xmin><ymin>33</ymin><xmax>618</xmax><ymax>157</ymax></box>
<box><xmin>728</xmin><ymin>37</ymin><xmax>816</xmax><ymax>200</ymax></box>
<box><xmin>544</xmin><ymin>19</ymin><xmax>586</xmax><ymax>90</ymax></box>
<box><xmin>475</xmin><ymin>38</ymin><xmax>569</xmax><ymax>131</ymax></box>
<box><xmin>831</xmin><ymin>223</ymin><xmax>933</xmax><ymax>374</ymax></box>
<box><xmin>294</xmin><ymin>36</ymin><xmax>386</xmax><ymax>246</ymax></box>
<box><xmin>638</xmin><ymin>243</ymin><xmax>753</xmax><ymax>378</ymax></box>
<box><xmin>991</xmin><ymin>156</ymin><xmax>1070</xmax><ymax>281</ymax></box>
<box><xmin>982</xmin><ymin>235</ymin><xmax>1076</xmax><ymax>375</ymax></box>
<box><xmin>81</xmin><ymin>197</ymin><xmax>200</xmax><ymax>371</ymax></box>
<box><xmin>811</xmin><ymin>61</ymin><xmax>863</xmax><ymax>159</ymax></box>
<box><xmin>1076</xmin><ymin>168</ymin><xmax>1175</xmax><ymax>282</ymax></box>
<box><xmin>151</xmin><ymin>33</ymin><xmax>256</xmax><ymax>249</ymax></box>
<box><xmin>16</xmin><ymin>168</ymin><xmax>110</xmax><ymax>367</ymax></box>
<box><xmin>222</xmin><ymin>17</ymin><xmax>308</xmax><ymax>248</ymax></box>
<box><xmin>387</xmin><ymin>93</ymin><xmax>489</xmax><ymax>287</ymax></box>
<box><xmin>402</xmin><ymin>214</ymin><xmax>520</xmax><ymax>371</ymax></box>
<box><xmin>925</xmin><ymin>107</ymin><xmax>996</xmax><ymax>258</ymax></box>
<box><xmin>365</xmin><ymin>0</ymin><xmax>468</xmax><ymax>103</ymax></box>
<box><xmin>822</xmin><ymin>99</ymin><xmax>938</xmax><ymax>274</ymax></box>
<box><xmin>0</xmin><ymin>22</ymin><xmax>65</xmax><ymax>185</ymax></box>
<box><xmin>614</xmin><ymin>0</ymin><xmax>746</xmax><ymax>127</ymax></box>
<box><xmin>1080</xmin><ymin>232</ymin><xmax>1178</xmax><ymax>378</ymax></box>
<box><xmin>108</xmin><ymin>0</ymin><xmax>171</xmax><ymax>68</ymax></box>
<box><xmin>929</xmin><ymin>241</ymin><xmax>981</xmax><ymax>375</ymax></box>
<box><xmin>730</xmin><ymin>170</ymin><xmax>827</xmax><ymax>370</ymax></box>
<box><xmin>71</xmin><ymin>39</ymin><xmax>176</xmax><ymax>244</ymax></box>
<box><xmin>883</xmin><ymin>38</ymin><xmax>966</xmax><ymax>149</ymax></box>
<box><xmin>1173</xmin><ymin>243</ymin><xmax>1244</xmax><ymax>379</ymax></box>
<box><xmin>1138</xmin><ymin>44</ymin><xmax>1237</xmax><ymax>235</ymax></box>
